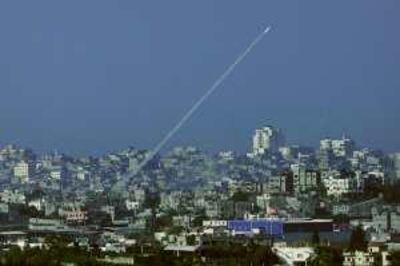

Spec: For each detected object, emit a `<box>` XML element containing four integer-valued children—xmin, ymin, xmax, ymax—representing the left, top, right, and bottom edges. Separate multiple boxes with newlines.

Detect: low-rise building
<box><xmin>13</xmin><ymin>161</ymin><xmax>32</xmax><ymax>183</ymax></box>
<box><xmin>0</xmin><ymin>190</ymin><xmax>26</xmax><ymax>204</ymax></box>
<box><xmin>202</xmin><ymin>220</ymin><xmax>227</xmax><ymax>227</ymax></box>
<box><xmin>273</xmin><ymin>246</ymin><xmax>314</xmax><ymax>266</ymax></box>
<box><xmin>324</xmin><ymin>175</ymin><xmax>357</xmax><ymax>198</ymax></box>
<box><xmin>0</xmin><ymin>231</ymin><xmax>27</xmax><ymax>249</ymax></box>
<box><xmin>343</xmin><ymin>251</ymin><xmax>375</xmax><ymax>266</ymax></box>
<box><xmin>125</xmin><ymin>200</ymin><xmax>140</xmax><ymax>211</ymax></box>
<box><xmin>370</xmin><ymin>206</ymin><xmax>400</xmax><ymax>233</ymax></box>
<box><xmin>64</xmin><ymin>208</ymin><xmax>88</xmax><ymax>224</ymax></box>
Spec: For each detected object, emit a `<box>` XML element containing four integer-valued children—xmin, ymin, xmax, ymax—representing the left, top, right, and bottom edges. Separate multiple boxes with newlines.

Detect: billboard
<box><xmin>227</xmin><ymin>219</ymin><xmax>283</xmax><ymax>236</ymax></box>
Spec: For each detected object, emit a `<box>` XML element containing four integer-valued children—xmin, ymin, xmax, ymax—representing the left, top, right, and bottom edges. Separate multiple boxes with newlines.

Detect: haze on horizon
<box><xmin>0</xmin><ymin>0</ymin><xmax>399</xmax><ymax>155</ymax></box>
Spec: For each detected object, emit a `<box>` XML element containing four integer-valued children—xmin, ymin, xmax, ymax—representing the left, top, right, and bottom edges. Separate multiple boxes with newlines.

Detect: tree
<box><xmin>231</xmin><ymin>191</ymin><xmax>251</xmax><ymax>202</ymax></box>
<box><xmin>382</xmin><ymin>183</ymin><xmax>400</xmax><ymax>203</ymax></box>
<box><xmin>144</xmin><ymin>191</ymin><xmax>160</xmax><ymax>232</ymax></box>
<box><xmin>201</xmin><ymin>243</ymin><xmax>279</xmax><ymax>266</ymax></box>
<box><xmin>186</xmin><ymin>235</ymin><xmax>196</xmax><ymax>246</ymax></box>
<box><xmin>333</xmin><ymin>214</ymin><xmax>350</xmax><ymax>224</ymax></box>
<box><xmin>310</xmin><ymin>246</ymin><xmax>344</xmax><ymax>266</ymax></box>
<box><xmin>144</xmin><ymin>191</ymin><xmax>160</xmax><ymax>210</ymax></box>
<box><xmin>349</xmin><ymin>225</ymin><xmax>368</xmax><ymax>251</ymax></box>
<box><xmin>389</xmin><ymin>251</ymin><xmax>400</xmax><ymax>266</ymax></box>
<box><xmin>191</xmin><ymin>209</ymin><xmax>207</xmax><ymax>227</ymax></box>
<box><xmin>312</xmin><ymin>230</ymin><xmax>320</xmax><ymax>246</ymax></box>
<box><xmin>373</xmin><ymin>252</ymin><xmax>382</xmax><ymax>266</ymax></box>
<box><xmin>155</xmin><ymin>214</ymin><xmax>173</xmax><ymax>230</ymax></box>
<box><xmin>0</xmin><ymin>244</ymin><xmax>99</xmax><ymax>266</ymax></box>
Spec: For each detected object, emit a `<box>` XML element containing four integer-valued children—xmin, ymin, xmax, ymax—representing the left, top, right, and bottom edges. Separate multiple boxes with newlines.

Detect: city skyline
<box><xmin>0</xmin><ymin>1</ymin><xmax>399</xmax><ymax>155</ymax></box>
<box><xmin>0</xmin><ymin>2</ymin><xmax>399</xmax><ymax>264</ymax></box>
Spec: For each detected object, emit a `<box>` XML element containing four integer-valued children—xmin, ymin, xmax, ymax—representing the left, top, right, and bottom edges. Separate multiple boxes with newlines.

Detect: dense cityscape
<box><xmin>0</xmin><ymin>125</ymin><xmax>400</xmax><ymax>265</ymax></box>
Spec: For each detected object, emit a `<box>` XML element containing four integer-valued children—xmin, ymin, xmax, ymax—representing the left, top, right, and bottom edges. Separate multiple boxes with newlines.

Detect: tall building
<box><xmin>13</xmin><ymin>161</ymin><xmax>32</xmax><ymax>183</ymax></box>
<box><xmin>290</xmin><ymin>163</ymin><xmax>320</xmax><ymax>194</ymax></box>
<box><xmin>389</xmin><ymin>153</ymin><xmax>400</xmax><ymax>180</ymax></box>
<box><xmin>320</xmin><ymin>136</ymin><xmax>355</xmax><ymax>158</ymax></box>
<box><xmin>252</xmin><ymin>126</ymin><xmax>285</xmax><ymax>156</ymax></box>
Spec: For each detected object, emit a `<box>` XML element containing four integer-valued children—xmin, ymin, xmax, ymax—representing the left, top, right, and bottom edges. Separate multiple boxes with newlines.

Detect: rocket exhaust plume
<box><xmin>131</xmin><ymin>26</ymin><xmax>272</xmax><ymax>177</ymax></box>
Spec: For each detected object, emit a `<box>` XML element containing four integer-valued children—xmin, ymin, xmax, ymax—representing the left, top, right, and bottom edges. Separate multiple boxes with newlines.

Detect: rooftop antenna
<box><xmin>130</xmin><ymin>25</ymin><xmax>273</xmax><ymax>178</ymax></box>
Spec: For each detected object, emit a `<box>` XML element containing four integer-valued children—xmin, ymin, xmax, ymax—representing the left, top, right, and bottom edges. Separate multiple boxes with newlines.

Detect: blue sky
<box><xmin>0</xmin><ymin>1</ymin><xmax>399</xmax><ymax>155</ymax></box>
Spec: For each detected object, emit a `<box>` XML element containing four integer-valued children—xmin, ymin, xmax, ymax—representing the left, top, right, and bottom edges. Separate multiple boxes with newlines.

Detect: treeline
<box><xmin>200</xmin><ymin>242</ymin><xmax>279</xmax><ymax>266</ymax></box>
<box><xmin>0</xmin><ymin>239</ymin><xmax>280</xmax><ymax>266</ymax></box>
<box><xmin>0</xmin><ymin>246</ymin><xmax>100</xmax><ymax>266</ymax></box>
<box><xmin>310</xmin><ymin>225</ymin><xmax>400</xmax><ymax>265</ymax></box>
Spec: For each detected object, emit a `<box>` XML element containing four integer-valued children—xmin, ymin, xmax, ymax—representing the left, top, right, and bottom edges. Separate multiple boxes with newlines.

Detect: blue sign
<box><xmin>227</xmin><ymin>219</ymin><xmax>283</xmax><ymax>236</ymax></box>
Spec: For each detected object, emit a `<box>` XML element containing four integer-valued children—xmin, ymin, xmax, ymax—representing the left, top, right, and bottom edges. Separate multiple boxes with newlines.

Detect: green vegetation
<box><xmin>360</xmin><ymin>181</ymin><xmax>400</xmax><ymax>203</ymax></box>
<box><xmin>154</xmin><ymin>214</ymin><xmax>173</xmax><ymax>230</ymax></box>
<box><xmin>186</xmin><ymin>235</ymin><xmax>196</xmax><ymax>245</ymax></box>
<box><xmin>230</xmin><ymin>191</ymin><xmax>252</xmax><ymax>202</ymax></box>
<box><xmin>380</xmin><ymin>183</ymin><xmax>400</xmax><ymax>203</ymax></box>
<box><xmin>388</xmin><ymin>251</ymin><xmax>400</xmax><ymax>265</ymax></box>
<box><xmin>191</xmin><ymin>209</ymin><xmax>207</xmax><ymax>227</ymax></box>
<box><xmin>348</xmin><ymin>225</ymin><xmax>368</xmax><ymax>252</ymax></box>
<box><xmin>200</xmin><ymin>242</ymin><xmax>279</xmax><ymax>266</ymax></box>
<box><xmin>312</xmin><ymin>230</ymin><xmax>320</xmax><ymax>246</ymax></box>
<box><xmin>310</xmin><ymin>246</ymin><xmax>344</xmax><ymax>266</ymax></box>
<box><xmin>333</xmin><ymin>214</ymin><xmax>350</xmax><ymax>224</ymax></box>
<box><xmin>167</xmin><ymin>225</ymin><xmax>185</xmax><ymax>235</ymax></box>
<box><xmin>0</xmin><ymin>246</ymin><xmax>100</xmax><ymax>266</ymax></box>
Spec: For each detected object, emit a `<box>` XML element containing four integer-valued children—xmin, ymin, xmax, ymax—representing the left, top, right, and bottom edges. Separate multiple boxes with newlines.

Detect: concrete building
<box><xmin>125</xmin><ymin>200</ymin><xmax>140</xmax><ymax>211</ymax></box>
<box><xmin>28</xmin><ymin>218</ymin><xmax>66</xmax><ymax>231</ymax></box>
<box><xmin>273</xmin><ymin>246</ymin><xmax>314</xmax><ymax>266</ymax></box>
<box><xmin>333</xmin><ymin>197</ymin><xmax>383</xmax><ymax>218</ymax></box>
<box><xmin>13</xmin><ymin>161</ymin><xmax>32</xmax><ymax>183</ymax></box>
<box><xmin>320</xmin><ymin>136</ymin><xmax>355</xmax><ymax>158</ymax></box>
<box><xmin>267</xmin><ymin>175</ymin><xmax>289</xmax><ymax>194</ymax></box>
<box><xmin>76</xmin><ymin>169</ymin><xmax>89</xmax><ymax>181</ymax></box>
<box><xmin>202</xmin><ymin>220</ymin><xmax>227</xmax><ymax>227</ymax></box>
<box><xmin>279</xmin><ymin>145</ymin><xmax>300</xmax><ymax>161</ymax></box>
<box><xmin>371</xmin><ymin>206</ymin><xmax>400</xmax><ymax>233</ymax></box>
<box><xmin>28</xmin><ymin>198</ymin><xmax>46</xmax><ymax>212</ymax></box>
<box><xmin>343</xmin><ymin>251</ymin><xmax>375</xmax><ymax>266</ymax></box>
<box><xmin>389</xmin><ymin>153</ymin><xmax>400</xmax><ymax>180</ymax></box>
<box><xmin>0</xmin><ymin>189</ymin><xmax>26</xmax><ymax>204</ymax></box>
<box><xmin>323</xmin><ymin>175</ymin><xmax>357</xmax><ymax>198</ymax></box>
<box><xmin>0</xmin><ymin>231</ymin><xmax>27</xmax><ymax>250</ymax></box>
<box><xmin>290</xmin><ymin>164</ymin><xmax>319</xmax><ymax>194</ymax></box>
<box><xmin>252</xmin><ymin>126</ymin><xmax>285</xmax><ymax>156</ymax></box>
<box><xmin>64</xmin><ymin>208</ymin><xmax>88</xmax><ymax>224</ymax></box>
<box><xmin>49</xmin><ymin>166</ymin><xmax>65</xmax><ymax>180</ymax></box>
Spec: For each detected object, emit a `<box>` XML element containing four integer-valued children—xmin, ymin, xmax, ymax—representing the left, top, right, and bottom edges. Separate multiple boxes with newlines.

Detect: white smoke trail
<box><xmin>132</xmin><ymin>26</ymin><xmax>272</xmax><ymax>177</ymax></box>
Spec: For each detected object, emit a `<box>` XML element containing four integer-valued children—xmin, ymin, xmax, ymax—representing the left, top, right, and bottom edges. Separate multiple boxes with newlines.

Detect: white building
<box><xmin>273</xmin><ymin>246</ymin><xmax>314</xmax><ymax>266</ymax></box>
<box><xmin>320</xmin><ymin>136</ymin><xmax>355</xmax><ymax>158</ymax></box>
<box><xmin>202</xmin><ymin>220</ymin><xmax>227</xmax><ymax>227</ymax></box>
<box><xmin>50</xmin><ymin>166</ymin><xmax>64</xmax><ymax>180</ymax></box>
<box><xmin>252</xmin><ymin>126</ymin><xmax>285</xmax><ymax>156</ymax></box>
<box><xmin>28</xmin><ymin>218</ymin><xmax>65</xmax><ymax>231</ymax></box>
<box><xmin>370</xmin><ymin>206</ymin><xmax>400</xmax><ymax>233</ymax></box>
<box><xmin>28</xmin><ymin>198</ymin><xmax>46</xmax><ymax>212</ymax></box>
<box><xmin>389</xmin><ymin>153</ymin><xmax>400</xmax><ymax>180</ymax></box>
<box><xmin>343</xmin><ymin>251</ymin><xmax>375</xmax><ymax>266</ymax></box>
<box><xmin>13</xmin><ymin>161</ymin><xmax>31</xmax><ymax>183</ymax></box>
<box><xmin>125</xmin><ymin>200</ymin><xmax>140</xmax><ymax>211</ymax></box>
<box><xmin>267</xmin><ymin>175</ymin><xmax>288</xmax><ymax>194</ymax></box>
<box><xmin>290</xmin><ymin>163</ymin><xmax>319</xmax><ymax>194</ymax></box>
<box><xmin>0</xmin><ymin>231</ymin><xmax>27</xmax><ymax>250</ymax></box>
<box><xmin>323</xmin><ymin>175</ymin><xmax>357</xmax><ymax>198</ymax></box>
<box><xmin>279</xmin><ymin>145</ymin><xmax>300</xmax><ymax>161</ymax></box>
<box><xmin>0</xmin><ymin>190</ymin><xmax>26</xmax><ymax>204</ymax></box>
<box><xmin>76</xmin><ymin>170</ymin><xmax>89</xmax><ymax>181</ymax></box>
<box><xmin>64</xmin><ymin>208</ymin><xmax>88</xmax><ymax>224</ymax></box>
